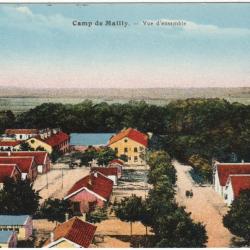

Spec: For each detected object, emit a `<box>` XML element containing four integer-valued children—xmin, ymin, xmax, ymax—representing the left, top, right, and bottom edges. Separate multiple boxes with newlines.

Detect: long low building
<box><xmin>0</xmin><ymin>215</ymin><xmax>33</xmax><ymax>241</ymax></box>
<box><xmin>214</xmin><ymin>161</ymin><xmax>250</xmax><ymax>205</ymax></box>
<box><xmin>0</xmin><ymin>231</ymin><xmax>17</xmax><ymax>248</ymax></box>
<box><xmin>0</xmin><ymin>151</ymin><xmax>50</xmax><ymax>174</ymax></box>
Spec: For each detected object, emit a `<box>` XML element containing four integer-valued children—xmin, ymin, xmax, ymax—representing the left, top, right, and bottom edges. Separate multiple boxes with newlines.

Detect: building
<box><xmin>5</xmin><ymin>129</ymin><xmax>39</xmax><ymax>141</ymax></box>
<box><xmin>90</xmin><ymin>167</ymin><xmax>119</xmax><ymax>185</ymax></box>
<box><xmin>43</xmin><ymin>131</ymin><xmax>70</xmax><ymax>154</ymax></box>
<box><xmin>108</xmin><ymin>159</ymin><xmax>124</xmax><ymax>178</ymax></box>
<box><xmin>0</xmin><ymin>231</ymin><xmax>17</xmax><ymax>248</ymax></box>
<box><xmin>43</xmin><ymin>217</ymin><xmax>97</xmax><ymax>248</ymax></box>
<box><xmin>64</xmin><ymin>172</ymin><xmax>113</xmax><ymax>214</ymax></box>
<box><xmin>0</xmin><ymin>157</ymin><xmax>37</xmax><ymax>181</ymax></box>
<box><xmin>0</xmin><ymin>164</ymin><xmax>21</xmax><ymax>189</ymax></box>
<box><xmin>0</xmin><ymin>151</ymin><xmax>50</xmax><ymax>174</ymax></box>
<box><xmin>213</xmin><ymin>162</ymin><xmax>250</xmax><ymax>197</ymax></box>
<box><xmin>0</xmin><ymin>141</ymin><xmax>21</xmax><ymax>151</ymax></box>
<box><xmin>0</xmin><ymin>215</ymin><xmax>33</xmax><ymax>240</ymax></box>
<box><xmin>25</xmin><ymin>131</ymin><xmax>70</xmax><ymax>154</ymax></box>
<box><xmin>108</xmin><ymin>128</ymin><xmax>148</xmax><ymax>165</ymax></box>
<box><xmin>224</xmin><ymin>175</ymin><xmax>250</xmax><ymax>205</ymax></box>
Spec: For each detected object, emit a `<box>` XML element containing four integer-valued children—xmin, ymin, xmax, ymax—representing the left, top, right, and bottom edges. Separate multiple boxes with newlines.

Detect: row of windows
<box><xmin>114</xmin><ymin>147</ymin><xmax>143</xmax><ymax>153</ymax></box>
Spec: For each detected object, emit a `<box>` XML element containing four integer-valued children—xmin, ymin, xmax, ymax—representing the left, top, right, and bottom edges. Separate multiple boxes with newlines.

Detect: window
<box><xmin>114</xmin><ymin>147</ymin><xmax>118</xmax><ymax>153</ymax></box>
<box><xmin>139</xmin><ymin>146</ymin><xmax>144</xmax><ymax>151</ymax></box>
<box><xmin>134</xmin><ymin>156</ymin><xmax>138</xmax><ymax>162</ymax></box>
<box><xmin>134</xmin><ymin>147</ymin><xmax>138</xmax><ymax>152</ymax></box>
<box><xmin>124</xmin><ymin>147</ymin><xmax>128</xmax><ymax>153</ymax></box>
<box><xmin>20</xmin><ymin>135</ymin><xmax>23</xmax><ymax>139</ymax></box>
<box><xmin>124</xmin><ymin>139</ymin><xmax>128</xmax><ymax>143</ymax></box>
<box><xmin>30</xmin><ymin>139</ymin><xmax>35</xmax><ymax>144</ymax></box>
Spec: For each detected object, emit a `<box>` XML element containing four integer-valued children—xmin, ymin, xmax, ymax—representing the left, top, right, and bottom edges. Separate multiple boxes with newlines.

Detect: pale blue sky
<box><xmin>0</xmin><ymin>3</ymin><xmax>250</xmax><ymax>88</ymax></box>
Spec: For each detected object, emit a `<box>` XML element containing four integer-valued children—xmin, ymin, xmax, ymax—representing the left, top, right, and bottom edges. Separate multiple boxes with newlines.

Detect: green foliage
<box><xmin>144</xmin><ymin>150</ymin><xmax>208</xmax><ymax>247</ymax></box>
<box><xmin>0</xmin><ymin>177</ymin><xmax>40</xmax><ymax>215</ymax></box>
<box><xmin>188</xmin><ymin>154</ymin><xmax>213</xmax><ymax>183</ymax></box>
<box><xmin>86</xmin><ymin>206</ymin><xmax>108</xmax><ymax>223</ymax></box>
<box><xmin>38</xmin><ymin>198</ymin><xmax>71</xmax><ymax>223</ymax></box>
<box><xmin>0</xmin><ymin>110</ymin><xmax>15</xmax><ymax>134</ymax></box>
<box><xmin>119</xmin><ymin>154</ymin><xmax>128</xmax><ymax>162</ymax></box>
<box><xmin>79</xmin><ymin>149</ymin><xmax>98</xmax><ymax>166</ymax></box>
<box><xmin>19</xmin><ymin>141</ymin><xmax>34</xmax><ymax>151</ymax></box>
<box><xmin>223</xmin><ymin>189</ymin><xmax>250</xmax><ymax>244</ymax></box>
<box><xmin>50</xmin><ymin>149</ymin><xmax>63</xmax><ymax>163</ymax></box>
<box><xmin>113</xmin><ymin>195</ymin><xmax>145</xmax><ymax>236</ymax></box>
<box><xmin>96</xmin><ymin>147</ymin><xmax>116</xmax><ymax>166</ymax></box>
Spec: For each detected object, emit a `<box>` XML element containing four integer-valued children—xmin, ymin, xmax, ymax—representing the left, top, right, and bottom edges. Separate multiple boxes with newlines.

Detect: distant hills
<box><xmin>1</xmin><ymin>86</ymin><xmax>250</xmax><ymax>100</ymax></box>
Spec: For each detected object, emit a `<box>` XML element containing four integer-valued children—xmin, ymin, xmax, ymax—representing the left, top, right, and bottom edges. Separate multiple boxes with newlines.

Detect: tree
<box><xmin>119</xmin><ymin>154</ymin><xmax>128</xmax><ymax>162</ymax></box>
<box><xmin>86</xmin><ymin>206</ymin><xmax>108</xmax><ymax>223</ymax></box>
<box><xmin>50</xmin><ymin>149</ymin><xmax>63</xmax><ymax>163</ymax></box>
<box><xmin>19</xmin><ymin>141</ymin><xmax>33</xmax><ymax>151</ymax></box>
<box><xmin>223</xmin><ymin>189</ymin><xmax>250</xmax><ymax>245</ymax></box>
<box><xmin>0</xmin><ymin>177</ymin><xmax>40</xmax><ymax>215</ymax></box>
<box><xmin>96</xmin><ymin>147</ymin><xmax>116</xmax><ymax>166</ymax></box>
<box><xmin>38</xmin><ymin>198</ymin><xmax>71</xmax><ymax>223</ymax></box>
<box><xmin>80</xmin><ymin>149</ymin><xmax>97</xmax><ymax>166</ymax></box>
<box><xmin>113</xmin><ymin>195</ymin><xmax>144</xmax><ymax>237</ymax></box>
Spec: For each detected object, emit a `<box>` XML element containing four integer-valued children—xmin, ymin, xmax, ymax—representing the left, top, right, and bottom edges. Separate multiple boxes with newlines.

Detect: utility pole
<box><xmin>61</xmin><ymin>167</ymin><xmax>64</xmax><ymax>188</ymax></box>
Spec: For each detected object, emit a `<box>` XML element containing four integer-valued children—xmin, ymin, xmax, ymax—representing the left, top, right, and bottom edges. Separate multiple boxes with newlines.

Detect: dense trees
<box><xmin>2</xmin><ymin>98</ymin><xmax>250</xmax><ymax>180</ymax></box>
<box><xmin>143</xmin><ymin>150</ymin><xmax>208</xmax><ymax>247</ymax></box>
<box><xmin>0</xmin><ymin>177</ymin><xmax>40</xmax><ymax>215</ymax></box>
<box><xmin>223</xmin><ymin>190</ymin><xmax>250</xmax><ymax>245</ymax></box>
<box><xmin>37</xmin><ymin>198</ymin><xmax>71</xmax><ymax>223</ymax></box>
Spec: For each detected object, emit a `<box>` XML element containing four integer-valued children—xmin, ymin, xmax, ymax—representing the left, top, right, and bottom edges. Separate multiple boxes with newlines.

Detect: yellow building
<box><xmin>14</xmin><ymin>138</ymin><xmax>53</xmax><ymax>154</ymax></box>
<box><xmin>44</xmin><ymin>217</ymin><xmax>96</xmax><ymax>248</ymax></box>
<box><xmin>108</xmin><ymin>128</ymin><xmax>148</xmax><ymax>166</ymax></box>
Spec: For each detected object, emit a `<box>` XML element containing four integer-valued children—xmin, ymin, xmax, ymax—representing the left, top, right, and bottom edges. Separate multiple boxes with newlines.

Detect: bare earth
<box><xmin>173</xmin><ymin>160</ymin><xmax>233</xmax><ymax>247</ymax></box>
<box><xmin>33</xmin><ymin>164</ymin><xmax>90</xmax><ymax>203</ymax></box>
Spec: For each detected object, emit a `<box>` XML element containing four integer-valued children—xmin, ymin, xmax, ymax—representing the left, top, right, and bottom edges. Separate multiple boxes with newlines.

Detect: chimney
<box><xmin>50</xmin><ymin>232</ymin><xmax>54</xmax><ymax>243</ymax></box>
<box><xmin>65</xmin><ymin>213</ymin><xmax>69</xmax><ymax>221</ymax></box>
<box><xmin>8</xmin><ymin>151</ymin><xmax>11</xmax><ymax>157</ymax></box>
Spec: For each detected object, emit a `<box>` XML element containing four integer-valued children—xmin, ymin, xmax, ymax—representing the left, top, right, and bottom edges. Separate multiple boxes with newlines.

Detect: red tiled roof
<box><xmin>0</xmin><ymin>157</ymin><xmax>35</xmax><ymax>174</ymax></box>
<box><xmin>44</xmin><ymin>217</ymin><xmax>96</xmax><ymax>248</ymax></box>
<box><xmin>109</xmin><ymin>159</ymin><xmax>124</xmax><ymax>165</ymax></box>
<box><xmin>0</xmin><ymin>164</ymin><xmax>17</xmax><ymax>183</ymax></box>
<box><xmin>0</xmin><ymin>141</ymin><xmax>21</xmax><ymax>147</ymax></box>
<box><xmin>230</xmin><ymin>175</ymin><xmax>250</xmax><ymax>198</ymax></box>
<box><xmin>217</xmin><ymin>163</ymin><xmax>250</xmax><ymax>186</ymax></box>
<box><xmin>66</xmin><ymin>172</ymin><xmax>113</xmax><ymax>200</ymax></box>
<box><xmin>43</xmin><ymin>132</ymin><xmax>69</xmax><ymax>147</ymax></box>
<box><xmin>5</xmin><ymin>129</ymin><xmax>38</xmax><ymax>135</ymax></box>
<box><xmin>109</xmin><ymin>128</ymin><xmax>148</xmax><ymax>147</ymax></box>
<box><xmin>0</xmin><ymin>151</ymin><xmax>48</xmax><ymax>165</ymax></box>
<box><xmin>91</xmin><ymin>167</ymin><xmax>118</xmax><ymax>176</ymax></box>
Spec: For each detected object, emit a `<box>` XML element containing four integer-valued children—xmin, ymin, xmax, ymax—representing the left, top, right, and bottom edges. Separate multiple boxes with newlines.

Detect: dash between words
<box><xmin>72</xmin><ymin>20</ymin><xmax>129</xmax><ymax>27</ymax></box>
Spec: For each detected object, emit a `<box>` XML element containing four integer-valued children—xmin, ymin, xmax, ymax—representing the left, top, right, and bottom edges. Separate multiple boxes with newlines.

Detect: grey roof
<box><xmin>70</xmin><ymin>133</ymin><xmax>115</xmax><ymax>146</ymax></box>
<box><xmin>0</xmin><ymin>215</ymin><xmax>30</xmax><ymax>226</ymax></box>
<box><xmin>0</xmin><ymin>231</ymin><xmax>14</xmax><ymax>243</ymax></box>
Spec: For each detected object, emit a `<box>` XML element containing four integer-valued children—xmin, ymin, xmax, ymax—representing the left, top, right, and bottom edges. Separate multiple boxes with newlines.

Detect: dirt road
<box><xmin>173</xmin><ymin>160</ymin><xmax>233</xmax><ymax>247</ymax></box>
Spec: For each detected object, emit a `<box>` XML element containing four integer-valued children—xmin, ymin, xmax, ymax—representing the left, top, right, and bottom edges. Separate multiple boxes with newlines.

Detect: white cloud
<box><xmin>15</xmin><ymin>6</ymin><xmax>33</xmax><ymax>17</ymax></box>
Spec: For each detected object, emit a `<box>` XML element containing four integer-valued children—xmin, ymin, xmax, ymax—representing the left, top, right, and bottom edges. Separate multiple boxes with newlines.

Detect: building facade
<box><xmin>108</xmin><ymin>128</ymin><xmax>148</xmax><ymax>166</ymax></box>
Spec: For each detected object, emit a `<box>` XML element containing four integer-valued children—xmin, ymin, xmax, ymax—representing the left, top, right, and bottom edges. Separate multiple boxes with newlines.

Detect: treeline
<box><xmin>114</xmin><ymin>151</ymin><xmax>208</xmax><ymax>247</ymax></box>
<box><xmin>1</xmin><ymin>98</ymin><xmax>250</xmax><ymax>173</ymax></box>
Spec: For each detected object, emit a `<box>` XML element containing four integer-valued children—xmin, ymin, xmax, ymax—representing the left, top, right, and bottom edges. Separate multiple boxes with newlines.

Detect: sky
<box><xmin>0</xmin><ymin>3</ymin><xmax>250</xmax><ymax>89</ymax></box>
